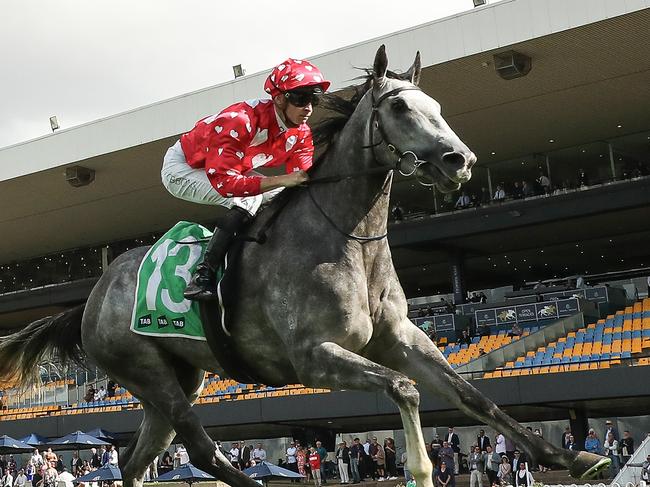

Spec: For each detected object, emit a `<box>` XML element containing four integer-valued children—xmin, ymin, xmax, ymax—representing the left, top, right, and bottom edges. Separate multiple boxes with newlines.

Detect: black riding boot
<box><xmin>184</xmin><ymin>206</ymin><xmax>252</xmax><ymax>301</ymax></box>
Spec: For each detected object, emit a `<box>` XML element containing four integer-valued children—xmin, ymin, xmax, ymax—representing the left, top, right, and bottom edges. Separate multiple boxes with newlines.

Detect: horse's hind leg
<box><xmin>121</xmin><ymin>402</ymin><xmax>176</xmax><ymax>487</ymax></box>
<box><xmin>294</xmin><ymin>342</ymin><xmax>433</xmax><ymax>487</ymax></box>
<box><xmin>118</xmin><ymin>363</ymin><xmax>259</xmax><ymax>487</ymax></box>
<box><xmin>376</xmin><ymin>321</ymin><xmax>611</xmax><ymax>479</ymax></box>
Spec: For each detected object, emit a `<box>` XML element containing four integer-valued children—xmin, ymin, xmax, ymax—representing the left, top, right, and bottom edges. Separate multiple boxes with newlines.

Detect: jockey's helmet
<box><xmin>264</xmin><ymin>59</ymin><xmax>331</xmax><ymax>99</ymax></box>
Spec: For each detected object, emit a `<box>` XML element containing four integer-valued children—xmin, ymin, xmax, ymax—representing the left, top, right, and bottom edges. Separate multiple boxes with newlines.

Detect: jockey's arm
<box><xmin>259</xmin><ymin>171</ymin><xmax>309</xmax><ymax>192</ymax></box>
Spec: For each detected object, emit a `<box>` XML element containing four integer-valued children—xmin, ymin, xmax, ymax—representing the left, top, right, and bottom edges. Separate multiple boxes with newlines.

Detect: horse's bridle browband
<box><xmin>305</xmin><ymin>84</ymin><xmax>430</xmax><ymax>243</ymax></box>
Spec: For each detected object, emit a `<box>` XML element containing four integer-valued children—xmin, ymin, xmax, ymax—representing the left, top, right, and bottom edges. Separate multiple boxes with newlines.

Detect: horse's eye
<box><xmin>391</xmin><ymin>98</ymin><xmax>409</xmax><ymax>112</ymax></box>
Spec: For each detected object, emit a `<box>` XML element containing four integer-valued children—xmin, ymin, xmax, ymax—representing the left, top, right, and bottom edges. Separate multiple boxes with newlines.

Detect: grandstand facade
<box><xmin>1</xmin><ymin>0</ymin><xmax>650</xmax><ymax>452</ymax></box>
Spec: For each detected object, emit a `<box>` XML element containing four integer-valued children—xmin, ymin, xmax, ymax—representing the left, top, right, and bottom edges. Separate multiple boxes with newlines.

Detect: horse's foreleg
<box><xmin>375</xmin><ymin>321</ymin><xmax>610</xmax><ymax>479</ymax></box>
<box><xmin>295</xmin><ymin>342</ymin><xmax>432</xmax><ymax>487</ymax></box>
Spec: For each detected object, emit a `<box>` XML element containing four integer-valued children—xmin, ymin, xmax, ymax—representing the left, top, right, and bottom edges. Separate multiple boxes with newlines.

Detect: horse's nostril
<box><xmin>442</xmin><ymin>151</ymin><xmax>467</xmax><ymax>169</ymax></box>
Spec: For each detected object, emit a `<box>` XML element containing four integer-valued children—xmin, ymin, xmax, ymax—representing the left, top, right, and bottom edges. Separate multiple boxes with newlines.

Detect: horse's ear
<box><xmin>406</xmin><ymin>51</ymin><xmax>422</xmax><ymax>86</ymax></box>
<box><xmin>373</xmin><ymin>44</ymin><xmax>388</xmax><ymax>81</ymax></box>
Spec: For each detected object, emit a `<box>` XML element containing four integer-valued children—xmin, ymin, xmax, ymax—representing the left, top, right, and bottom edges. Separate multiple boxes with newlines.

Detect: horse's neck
<box><xmin>310</xmin><ymin>97</ymin><xmax>392</xmax><ymax>237</ymax></box>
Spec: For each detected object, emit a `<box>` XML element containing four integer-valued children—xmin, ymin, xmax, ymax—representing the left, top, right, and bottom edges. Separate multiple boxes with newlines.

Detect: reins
<box><xmin>246</xmin><ymin>84</ymin><xmax>430</xmax><ymax>245</ymax></box>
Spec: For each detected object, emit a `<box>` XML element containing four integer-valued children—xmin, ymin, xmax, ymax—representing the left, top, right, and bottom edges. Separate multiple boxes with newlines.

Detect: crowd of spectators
<box><xmin>1</xmin><ymin>420</ymin><xmax>648</xmax><ymax>487</ymax></box>
<box><xmin>0</xmin><ymin>446</ymin><xmax>119</xmax><ymax>487</ymax></box>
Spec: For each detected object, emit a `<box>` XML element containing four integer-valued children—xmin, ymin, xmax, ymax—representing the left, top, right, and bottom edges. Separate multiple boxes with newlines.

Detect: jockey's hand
<box><xmin>282</xmin><ymin>170</ymin><xmax>310</xmax><ymax>187</ymax></box>
<box><xmin>260</xmin><ymin>171</ymin><xmax>310</xmax><ymax>193</ymax></box>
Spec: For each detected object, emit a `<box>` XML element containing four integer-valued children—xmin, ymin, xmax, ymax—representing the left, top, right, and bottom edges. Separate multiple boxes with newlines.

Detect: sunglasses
<box><xmin>284</xmin><ymin>90</ymin><xmax>321</xmax><ymax>108</ymax></box>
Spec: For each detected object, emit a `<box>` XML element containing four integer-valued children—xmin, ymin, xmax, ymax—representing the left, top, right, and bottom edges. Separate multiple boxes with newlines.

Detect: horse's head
<box><xmin>368</xmin><ymin>45</ymin><xmax>476</xmax><ymax>192</ymax></box>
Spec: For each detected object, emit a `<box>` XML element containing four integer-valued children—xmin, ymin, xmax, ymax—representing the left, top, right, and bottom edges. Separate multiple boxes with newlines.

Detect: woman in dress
<box><xmin>436</xmin><ymin>461</ymin><xmax>452</xmax><ymax>487</ymax></box>
<box><xmin>297</xmin><ymin>446</ymin><xmax>310</xmax><ymax>482</ymax></box>
<box><xmin>497</xmin><ymin>455</ymin><xmax>512</xmax><ymax>486</ymax></box>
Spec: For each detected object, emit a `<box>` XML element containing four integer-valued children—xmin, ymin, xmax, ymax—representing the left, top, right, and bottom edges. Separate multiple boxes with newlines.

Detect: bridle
<box><xmin>306</xmin><ymin>84</ymin><xmax>434</xmax><ymax>242</ymax></box>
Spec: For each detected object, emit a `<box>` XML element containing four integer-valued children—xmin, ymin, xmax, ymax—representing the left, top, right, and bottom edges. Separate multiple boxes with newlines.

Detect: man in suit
<box><xmin>477</xmin><ymin>430</ymin><xmax>491</xmax><ymax>452</ymax></box>
<box><xmin>447</xmin><ymin>427</ymin><xmax>460</xmax><ymax>474</ymax></box>
<box><xmin>512</xmin><ymin>450</ymin><xmax>528</xmax><ymax>472</ymax></box>
<box><xmin>604</xmin><ymin>420</ymin><xmax>619</xmax><ymax>441</ymax></box>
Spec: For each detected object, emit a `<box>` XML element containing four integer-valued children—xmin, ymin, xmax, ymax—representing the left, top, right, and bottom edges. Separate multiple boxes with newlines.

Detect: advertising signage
<box><xmin>476</xmin><ymin>298</ymin><xmax>581</xmax><ymax>327</ymax></box>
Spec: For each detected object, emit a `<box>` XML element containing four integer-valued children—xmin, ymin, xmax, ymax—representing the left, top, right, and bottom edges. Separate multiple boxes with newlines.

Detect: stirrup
<box><xmin>184</xmin><ymin>267</ymin><xmax>218</xmax><ymax>301</ymax></box>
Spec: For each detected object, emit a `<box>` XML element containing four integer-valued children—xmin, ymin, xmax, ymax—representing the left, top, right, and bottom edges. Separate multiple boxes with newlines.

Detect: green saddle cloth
<box><xmin>130</xmin><ymin>221</ymin><xmax>220</xmax><ymax>340</ymax></box>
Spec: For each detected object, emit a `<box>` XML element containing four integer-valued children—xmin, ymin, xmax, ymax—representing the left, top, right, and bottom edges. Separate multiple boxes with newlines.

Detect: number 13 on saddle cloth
<box><xmin>130</xmin><ymin>221</ymin><xmax>218</xmax><ymax>340</ymax></box>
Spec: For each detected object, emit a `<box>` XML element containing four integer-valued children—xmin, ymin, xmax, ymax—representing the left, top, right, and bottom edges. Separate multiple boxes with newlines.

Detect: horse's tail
<box><xmin>0</xmin><ymin>304</ymin><xmax>86</xmax><ymax>387</ymax></box>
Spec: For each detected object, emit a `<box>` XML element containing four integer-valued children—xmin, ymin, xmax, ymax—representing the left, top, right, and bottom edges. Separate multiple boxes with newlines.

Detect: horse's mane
<box><xmin>249</xmin><ymin>69</ymin><xmax>412</xmax><ymax>234</ymax></box>
<box><xmin>311</xmin><ymin>69</ymin><xmax>414</xmax><ymax>155</ymax></box>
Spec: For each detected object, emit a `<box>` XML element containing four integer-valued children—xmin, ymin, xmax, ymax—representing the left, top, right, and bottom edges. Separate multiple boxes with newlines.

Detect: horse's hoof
<box><xmin>569</xmin><ymin>451</ymin><xmax>611</xmax><ymax>479</ymax></box>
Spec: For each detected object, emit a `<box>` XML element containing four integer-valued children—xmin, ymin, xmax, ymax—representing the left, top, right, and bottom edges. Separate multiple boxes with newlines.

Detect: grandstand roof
<box><xmin>1</xmin><ymin>0</ymin><xmax>649</xmax><ymax>284</ymax></box>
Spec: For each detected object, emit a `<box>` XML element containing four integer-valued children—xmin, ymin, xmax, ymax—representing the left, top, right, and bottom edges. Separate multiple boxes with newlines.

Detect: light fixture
<box><xmin>473</xmin><ymin>0</ymin><xmax>487</xmax><ymax>6</ymax></box>
<box><xmin>65</xmin><ymin>165</ymin><xmax>95</xmax><ymax>187</ymax></box>
<box><xmin>548</xmin><ymin>139</ymin><xmax>555</xmax><ymax>143</ymax></box>
<box><xmin>616</xmin><ymin>124</ymin><xmax>622</xmax><ymax>128</ymax></box>
<box><xmin>232</xmin><ymin>64</ymin><xmax>245</xmax><ymax>78</ymax></box>
<box><xmin>493</xmin><ymin>50</ymin><xmax>532</xmax><ymax>80</ymax></box>
<box><xmin>49</xmin><ymin>116</ymin><xmax>59</xmax><ymax>132</ymax></box>
<box><xmin>490</xmin><ymin>151</ymin><xmax>496</xmax><ymax>155</ymax></box>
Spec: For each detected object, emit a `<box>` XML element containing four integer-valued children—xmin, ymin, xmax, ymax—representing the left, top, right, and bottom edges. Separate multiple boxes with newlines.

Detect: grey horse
<box><xmin>0</xmin><ymin>46</ymin><xmax>609</xmax><ymax>487</ymax></box>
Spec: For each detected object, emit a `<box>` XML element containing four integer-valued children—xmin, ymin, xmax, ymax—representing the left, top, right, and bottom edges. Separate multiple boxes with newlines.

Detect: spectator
<box><xmin>297</xmin><ymin>446</ymin><xmax>309</xmax><ymax>482</ymax></box>
<box><xmin>458</xmin><ymin>330</ymin><xmax>472</xmax><ymax>346</ymax></box>
<box><xmin>31</xmin><ymin>449</ymin><xmax>44</xmax><ymax>469</ymax></box>
<box><xmin>512</xmin><ymin>181</ymin><xmax>523</xmax><ymax>199</ymax></box>
<box><xmin>70</xmin><ymin>453</ymin><xmax>82</xmax><ymax>477</ymax></box>
<box><xmin>349</xmin><ymin>438</ymin><xmax>362</xmax><ymax>484</ymax></box>
<box><xmin>584</xmin><ymin>429</ymin><xmax>601</xmax><ymax>454</ymax></box>
<box><xmin>107</xmin><ymin>380</ymin><xmax>117</xmax><ymax>398</ymax></box>
<box><xmin>308</xmin><ymin>447</ymin><xmax>322</xmax><ymax>487</ymax></box>
<box><xmin>384</xmin><ymin>438</ymin><xmax>398</xmax><ymax>480</ymax></box>
<box><xmin>174</xmin><ymin>445</ymin><xmax>188</xmax><ymax>467</ymax></box>
<box><xmin>508</xmin><ymin>323</ymin><xmax>523</xmax><ymax>338</ymax></box>
<box><xmin>468</xmin><ymin>446</ymin><xmax>485</xmax><ymax>487</ymax></box>
<box><xmin>604</xmin><ymin>420</ymin><xmax>619</xmax><ymax>440</ymax></box>
<box><xmin>159</xmin><ymin>452</ymin><xmax>173</xmax><ymax>475</ymax></box>
<box><xmin>44</xmin><ymin>448</ymin><xmax>57</xmax><ymax>468</ymax></box>
<box><xmin>477</xmin><ymin>430</ymin><xmax>491</xmax><ymax>452</ymax></box>
<box><xmin>240</xmin><ymin>442</ymin><xmax>251</xmax><ymax>469</ymax></box>
<box><xmin>108</xmin><ymin>445</ymin><xmax>119</xmax><ymax>467</ymax></box>
<box><xmin>446</xmin><ymin>427</ymin><xmax>461</xmax><ymax>475</ymax></box>
<box><xmin>1</xmin><ymin>469</ymin><xmax>13</xmax><ymax>487</ymax></box>
<box><xmin>90</xmin><ymin>448</ymin><xmax>102</xmax><ymax>469</ymax></box>
<box><xmin>316</xmin><ymin>440</ymin><xmax>328</xmax><ymax>484</ymax></box>
<box><xmin>514</xmin><ymin>462</ymin><xmax>534</xmax><ymax>487</ymax></box>
<box><xmin>493</xmin><ymin>185</ymin><xmax>506</xmax><ymax>201</ymax></box>
<box><xmin>522</xmin><ymin>180</ymin><xmax>534</xmax><ymax>198</ymax></box>
<box><xmin>229</xmin><ymin>442</ymin><xmax>241</xmax><ymax>470</ymax></box>
<box><xmin>567</xmin><ymin>435</ymin><xmax>578</xmax><ymax>451</ymax></box>
<box><xmin>497</xmin><ymin>456</ymin><xmax>512</xmax><ymax>486</ymax></box>
<box><xmin>577</xmin><ymin>168</ymin><xmax>588</xmax><ymax>187</ymax></box>
<box><xmin>336</xmin><ymin>441</ymin><xmax>350</xmax><ymax>484</ymax></box>
<box><xmin>436</xmin><ymin>461</ymin><xmax>452</xmax><ymax>487</ymax></box>
<box><xmin>621</xmin><ymin>430</ymin><xmax>635</xmax><ymax>465</ymax></box>
<box><xmin>430</xmin><ymin>437</ymin><xmax>442</xmax><ymax>470</ymax></box>
<box><xmin>439</xmin><ymin>441</ymin><xmax>455</xmax><ymax>476</ymax></box>
<box><xmin>57</xmin><ymin>467</ymin><xmax>75</xmax><ymax>487</ymax></box>
<box><xmin>14</xmin><ymin>469</ymin><xmax>26</xmax><ymax>487</ymax></box>
<box><xmin>485</xmin><ymin>446</ymin><xmax>500</xmax><ymax>487</ymax></box>
<box><xmin>455</xmin><ymin>192</ymin><xmax>471</xmax><ymax>209</ymax></box>
<box><xmin>370</xmin><ymin>437</ymin><xmax>385</xmax><ymax>481</ymax></box>
<box><xmin>494</xmin><ymin>433</ymin><xmax>506</xmax><ymax>457</ymax></box>
<box><xmin>536</xmin><ymin>172</ymin><xmax>551</xmax><ymax>194</ymax></box>
<box><xmin>6</xmin><ymin>456</ymin><xmax>16</xmax><ymax>477</ymax></box>
<box><xmin>512</xmin><ymin>450</ymin><xmax>527</xmax><ymax>472</ymax></box>
<box><xmin>252</xmin><ymin>443</ymin><xmax>267</xmax><ymax>464</ymax></box>
<box><xmin>83</xmin><ymin>387</ymin><xmax>95</xmax><ymax>403</ymax></box>
<box><xmin>603</xmin><ymin>432</ymin><xmax>621</xmax><ymax>477</ymax></box>
<box><xmin>43</xmin><ymin>463</ymin><xmax>58</xmax><ymax>487</ymax></box>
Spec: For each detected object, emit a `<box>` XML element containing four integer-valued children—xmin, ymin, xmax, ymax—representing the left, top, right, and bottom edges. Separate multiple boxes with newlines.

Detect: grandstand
<box><xmin>0</xmin><ymin>0</ymin><xmax>649</xmax><ymax>456</ymax></box>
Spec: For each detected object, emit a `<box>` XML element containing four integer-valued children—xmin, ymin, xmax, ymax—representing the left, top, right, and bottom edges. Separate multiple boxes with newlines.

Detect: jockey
<box><xmin>161</xmin><ymin>58</ymin><xmax>331</xmax><ymax>301</ymax></box>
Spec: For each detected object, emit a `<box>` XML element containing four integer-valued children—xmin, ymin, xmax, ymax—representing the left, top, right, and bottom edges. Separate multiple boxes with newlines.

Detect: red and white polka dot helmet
<box><xmin>264</xmin><ymin>58</ymin><xmax>331</xmax><ymax>97</ymax></box>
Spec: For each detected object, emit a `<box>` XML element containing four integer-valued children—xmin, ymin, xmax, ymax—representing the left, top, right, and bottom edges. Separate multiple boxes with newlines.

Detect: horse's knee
<box><xmin>388</xmin><ymin>376</ymin><xmax>419</xmax><ymax>408</ymax></box>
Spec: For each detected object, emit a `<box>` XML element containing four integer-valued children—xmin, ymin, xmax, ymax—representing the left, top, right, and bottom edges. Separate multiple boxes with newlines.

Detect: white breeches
<box><xmin>161</xmin><ymin>140</ymin><xmax>282</xmax><ymax>215</ymax></box>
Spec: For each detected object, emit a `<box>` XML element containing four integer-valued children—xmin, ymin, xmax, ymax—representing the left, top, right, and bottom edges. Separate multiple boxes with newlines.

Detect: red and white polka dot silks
<box><xmin>264</xmin><ymin>58</ymin><xmax>331</xmax><ymax>97</ymax></box>
<box><xmin>180</xmin><ymin>99</ymin><xmax>313</xmax><ymax>197</ymax></box>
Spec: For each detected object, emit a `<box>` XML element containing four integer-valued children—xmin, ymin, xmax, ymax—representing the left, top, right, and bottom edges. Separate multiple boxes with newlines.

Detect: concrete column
<box><xmin>569</xmin><ymin>408</ymin><xmax>589</xmax><ymax>450</ymax></box>
<box><xmin>487</xmin><ymin>167</ymin><xmax>494</xmax><ymax>198</ymax></box>
<box><xmin>608</xmin><ymin>142</ymin><xmax>616</xmax><ymax>180</ymax></box>
<box><xmin>449</xmin><ymin>250</ymin><xmax>466</xmax><ymax>305</ymax></box>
